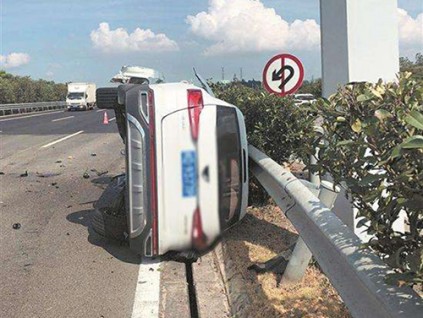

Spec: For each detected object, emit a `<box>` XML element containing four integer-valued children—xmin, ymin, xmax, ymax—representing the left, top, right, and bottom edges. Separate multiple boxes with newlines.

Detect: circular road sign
<box><xmin>262</xmin><ymin>54</ymin><xmax>304</xmax><ymax>96</ymax></box>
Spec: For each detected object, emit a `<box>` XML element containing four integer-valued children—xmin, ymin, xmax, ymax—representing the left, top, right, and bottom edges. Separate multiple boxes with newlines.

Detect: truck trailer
<box><xmin>66</xmin><ymin>82</ymin><xmax>96</xmax><ymax>111</ymax></box>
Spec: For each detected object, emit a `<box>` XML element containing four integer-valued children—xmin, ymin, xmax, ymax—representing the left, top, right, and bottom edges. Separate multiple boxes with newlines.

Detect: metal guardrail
<box><xmin>248</xmin><ymin>145</ymin><xmax>422</xmax><ymax>318</ymax></box>
<box><xmin>0</xmin><ymin>101</ymin><xmax>66</xmax><ymax>116</ymax></box>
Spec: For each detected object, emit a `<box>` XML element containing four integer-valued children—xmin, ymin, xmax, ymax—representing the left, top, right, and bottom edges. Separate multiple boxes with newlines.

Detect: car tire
<box><xmin>96</xmin><ymin>87</ymin><xmax>118</xmax><ymax>109</ymax></box>
<box><xmin>91</xmin><ymin>174</ymin><xmax>128</xmax><ymax>241</ymax></box>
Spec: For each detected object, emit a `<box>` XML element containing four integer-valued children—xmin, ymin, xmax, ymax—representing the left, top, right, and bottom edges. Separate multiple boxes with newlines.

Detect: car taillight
<box><xmin>148</xmin><ymin>90</ymin><xmax>158</xmax><ymax>255</ymax></box>
<box><xmin>191</xmin><ymin>207</ymin><xmax>208</xmax><ymax>251</ymax></box>
<box><xmin>187</xmin><ymin>89</ymin><xmax>204</xmax><ymax>140</ymax></box>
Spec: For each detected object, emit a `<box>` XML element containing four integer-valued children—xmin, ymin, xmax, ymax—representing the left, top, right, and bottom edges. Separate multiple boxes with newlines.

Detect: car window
<box><xmin>216</xmin><ymin>106</ymin><xmax>242</xmax><ymax>228</ymax></box>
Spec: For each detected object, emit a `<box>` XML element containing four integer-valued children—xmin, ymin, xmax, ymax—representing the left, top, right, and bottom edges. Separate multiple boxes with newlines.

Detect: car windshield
<box><xmin>67</xmin><ymin>92</ymin><xmax>85</xmax><ymax>100</ymax></box>
<box><xmin>216</xmin><ymin>106</ymin><xmax>242</xmax><ymax>228</ymax></box>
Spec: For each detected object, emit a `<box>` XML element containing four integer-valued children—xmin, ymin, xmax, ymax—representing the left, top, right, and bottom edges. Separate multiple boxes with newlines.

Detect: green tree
<box><xmin>0</xmin><ymin>71</ymin><xmax>67</xmax><ymax>103</ymax></box>
<box><xmin>400</xmin><ymin>53</ymin><xmax>423</xmax><ymax>80</ymax></box>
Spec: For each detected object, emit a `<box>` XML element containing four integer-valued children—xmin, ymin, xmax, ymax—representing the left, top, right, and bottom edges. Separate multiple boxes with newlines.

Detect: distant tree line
<box><xmin>0</xmin><ymin>71</ymin><xmax>67</xmax><ymax>104</ymax></box>
<box><xmin>400</xmin><ymin>53</ymin><xmax>423</xmax><ymax>80</ymax></box>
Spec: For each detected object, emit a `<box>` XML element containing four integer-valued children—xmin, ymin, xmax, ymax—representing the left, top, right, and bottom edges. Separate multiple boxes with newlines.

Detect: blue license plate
<box><xmin>181</xmin><ymin>151</ymin><xmax>197</xmax><ymax>197</ymax></box>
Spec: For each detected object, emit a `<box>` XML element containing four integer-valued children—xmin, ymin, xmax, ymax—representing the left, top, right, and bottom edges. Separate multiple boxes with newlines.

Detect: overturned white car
<box><xmin>94</xmin><ymin>69</ymin><xmax>248</xmax><ymax>259</ymax></box>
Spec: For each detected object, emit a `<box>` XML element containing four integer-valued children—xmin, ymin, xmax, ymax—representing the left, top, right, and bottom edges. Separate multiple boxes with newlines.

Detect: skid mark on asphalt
<box><xmin>52</xmin><ymin>116</ymin><xmax>74</xmax><ymax>122</ymax></box>
<box><xmin>131</xmin><ymin>259</ymin><xmax>161</xmax><ymax>318</ymax></box>
<box><xmin>40</xmin><ymin>130</ymin><xmax>84</xmax><ymax>149</ymax></box>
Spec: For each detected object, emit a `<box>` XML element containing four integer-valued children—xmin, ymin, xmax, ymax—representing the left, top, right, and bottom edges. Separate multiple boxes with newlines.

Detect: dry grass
<box><xmin>222</xmin><ymin>206</ymin><xmax>351</xmax><ymax>318</ymax></box>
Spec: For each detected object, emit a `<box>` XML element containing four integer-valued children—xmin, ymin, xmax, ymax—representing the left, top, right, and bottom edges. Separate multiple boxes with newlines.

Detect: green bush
<box><xmin>304</xmin><ymin>73</ymin><xmax>423</xmax><ymax>286</ymax></box>
<box><xmin>210</xmin><ymin>82</ymin><xmax>315</xmax><ymax>204</ymax></box>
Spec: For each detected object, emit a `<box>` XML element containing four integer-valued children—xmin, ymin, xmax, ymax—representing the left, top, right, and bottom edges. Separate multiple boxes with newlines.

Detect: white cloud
<box><xmin>90</xmin><ymin>22</ymin><xmax>179</xmax><ymax>53</ymax></box>
<box><xmin>398</xmin><ymin>9</ymin><xmax>423</xmax><ymax>49</ymax></box>
<box><xmin>186</xmin><ymin>0</ymin><xmax>320</xmax><ymax>56</ymax></box>
<box><xmin>0</xmin><ymin>53</ymin><xmax>31</xmax><ymax>68</ymax></box>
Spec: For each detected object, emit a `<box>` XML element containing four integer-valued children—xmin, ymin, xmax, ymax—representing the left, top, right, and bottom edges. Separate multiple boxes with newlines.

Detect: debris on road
<box><xmin>83</xmin><ymin>172</ymin><xmax>90</xmax><ymax>179</ymax></box>
<box><xmin>68</xmin><ymin>156</ymin><xmax>73</xmax><ymax>160</ymax></box>
<box><xmin>55</xmin><ymin>160</ymin><xmax>62</xmax><ymax>163</ymax></box>
<box><xmin>12</xmin><ymin>223</ymin><xmax>21</xmax><ymax>230</ymax></box>
<box><xmin>91</xmin><ymin>153</ymin><xmax>97</xmax><ymax>157</ymax></box>
<box><xmin>90</xmin><ymin>168</ymin><xmax>109</xmax><ymax>176</ymax></box>
<box><xmin>0</xmin><ymin>172</ymin><xmax>4</xmax><ymax>175</ymax></box>
<box><xmin>20</xmin><ymin>171</ymin><xmax>28</xmax><ymax>177</ymax></box>
<box><xmin>51</xmin><ymin>182</ymin><xmax>57</xmax><ymax>186</ymax></box>
<box><xmin>36</xmin><ymin>172</ymin><xmax>61</xmax><ymax>178</ymax></box>
<box><xmin>96</xmin><ymin>170</ymin><xmax>108</xmax><ymax>176</ymax></box>
<box><xmin>66</xmin><ymin>205</ymin><xmax>72</xmax><ymax>208</ymax></box>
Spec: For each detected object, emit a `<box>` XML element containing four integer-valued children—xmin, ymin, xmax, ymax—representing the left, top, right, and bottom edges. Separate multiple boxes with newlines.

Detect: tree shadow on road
<box><xmin>66</xmin><ymin>209</ymin><xmax>140</xmax><ymax>265</ymax></box>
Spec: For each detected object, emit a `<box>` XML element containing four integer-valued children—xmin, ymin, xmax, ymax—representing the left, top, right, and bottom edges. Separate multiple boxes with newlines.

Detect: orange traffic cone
<box><xmin>103</xmin><ymin>111</ymin><xmax>109</xmax><ymax>124</ymax></box>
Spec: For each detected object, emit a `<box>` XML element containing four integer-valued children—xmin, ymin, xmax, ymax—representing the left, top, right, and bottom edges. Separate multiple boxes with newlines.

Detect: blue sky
<box><xmin>1</xmin><ymin>0</ymin><xmax>422</xmax><ymax>86</ymax></box>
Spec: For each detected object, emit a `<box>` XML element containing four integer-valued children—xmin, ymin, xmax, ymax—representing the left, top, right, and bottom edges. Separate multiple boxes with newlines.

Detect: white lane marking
<box><xmin>131</xmin><ymin>259</ymin><xmax>161</xmax><ymax>318</ymax></box>
<box><xmin>40</xmin><ymin>130</ymin><xmax>84</xmax><ymax>149</ymax></box>
<box><xmin>96</xmin><ymin>109</ymin><xmax>104</xmax><ymax>113</ymax></box>
<box><xmin>109</xmin><ymin>117</ymin><xmax>116</xmax><ymax>122</ymax></box>
<box><xmin>52</xmin><ymin>116</ymin><xmax>74</xmax><ymax>122</ymax></box>
<box><xmin>0</xmin><ymin>110</ymin><xmax>64</xmax><ymax>122</ymax></box>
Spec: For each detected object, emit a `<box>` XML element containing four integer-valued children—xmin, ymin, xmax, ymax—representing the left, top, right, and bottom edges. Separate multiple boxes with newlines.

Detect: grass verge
<box><xmin>220</xmin><ymin>205</ymin><xmax>351</xmax><ymax>318</ymax></box>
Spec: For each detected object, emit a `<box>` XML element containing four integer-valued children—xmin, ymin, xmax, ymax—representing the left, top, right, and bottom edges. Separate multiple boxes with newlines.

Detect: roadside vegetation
<box><xmin>0</xmin><ymin>71</ymin><xmax>66</xmax><ymax>104</ymax></box>
<box><xmin>306</xmin><ymin>73</ymin><xmax>423</xmax><ymax>287</ymax></box>
<box><xmin>400</xmin><ymin>53</ymin><xmax>423</xmax><ymax>80</ymax></box>
<box><xmin>211</xmin><ymin>58</ymin><xmax>423</xmax><ymax>289</ymax></box>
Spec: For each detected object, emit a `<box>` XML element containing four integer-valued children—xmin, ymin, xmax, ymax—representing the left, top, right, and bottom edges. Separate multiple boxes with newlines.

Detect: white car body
<box><xmin>123</xmin><ymin>82</ymin><xmax>248</xmax><ymax>257</ymax></box>
<box><xmin>293</xmin><ymin>93</ymin><xmax>316</xmax><ymax>106</ymax></box>
<box><xmin>66</xmin><ymin>82</ymin><xmax>96</xmax><ymax>110</ymax></box>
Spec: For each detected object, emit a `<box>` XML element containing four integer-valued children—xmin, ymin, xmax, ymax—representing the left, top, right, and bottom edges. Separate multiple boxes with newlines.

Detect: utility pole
<box><xmin>240</xmin><ymin>68</ymin><xmax>243</xmax><ymax>81</ymax></box>
<box><xmin>221</xmin><ymin>67</ymin><xmax>225</xmax><ymax>81</ymax></box>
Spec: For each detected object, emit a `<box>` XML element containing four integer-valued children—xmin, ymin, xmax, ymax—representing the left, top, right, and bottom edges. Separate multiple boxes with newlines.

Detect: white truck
<box><xmin>66</xmin><ymin>82</ymin><xmax>96</xmax><ymax>111</ymax></box>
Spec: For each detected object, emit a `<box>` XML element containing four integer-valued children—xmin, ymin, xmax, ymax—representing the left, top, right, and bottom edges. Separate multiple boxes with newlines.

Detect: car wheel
<box><xmin>91</xmin><ymin>174</ymin><xmax>128</xmax><ymax>241</ymax></box>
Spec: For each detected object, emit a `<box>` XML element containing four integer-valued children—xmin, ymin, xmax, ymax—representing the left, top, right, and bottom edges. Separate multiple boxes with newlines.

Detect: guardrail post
<box><xmin>280</xmin><ymin>180</ymin><xmax>340</xmax><ymax>285</ymax></box>
<box><xmin>279</xmin><ymin>126</ymin><xmax>328</xmax><ymax>285</ymax></box>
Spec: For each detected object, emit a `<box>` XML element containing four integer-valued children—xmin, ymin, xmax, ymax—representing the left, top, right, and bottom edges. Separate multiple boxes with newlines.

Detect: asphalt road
<box><xmin>0</xmin><ymin>108</ymin><xmax>230</xmax><ymax>318</ymax></box>
<box><xmin>0</xmin><ymin>109</ymin><xmax>142</xmax><ymax>318</ymax></box>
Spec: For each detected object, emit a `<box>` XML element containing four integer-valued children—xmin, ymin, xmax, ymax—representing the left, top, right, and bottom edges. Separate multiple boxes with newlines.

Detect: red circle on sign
<box><xmin>262</xmin><ymin>53</ymin><xmax>304</xmax><ymax>97</ymax></box>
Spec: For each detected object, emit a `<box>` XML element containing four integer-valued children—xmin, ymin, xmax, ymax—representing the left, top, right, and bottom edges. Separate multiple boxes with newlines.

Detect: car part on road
<box><xmin>36</xmin><ymin>172</ymin><xmax>61</xmax><ymax>178</ymax></box>
<box><xmin>12</xmin><ymin>223</ymin><xmax>21</xmax><ymax>230</ymax></box>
